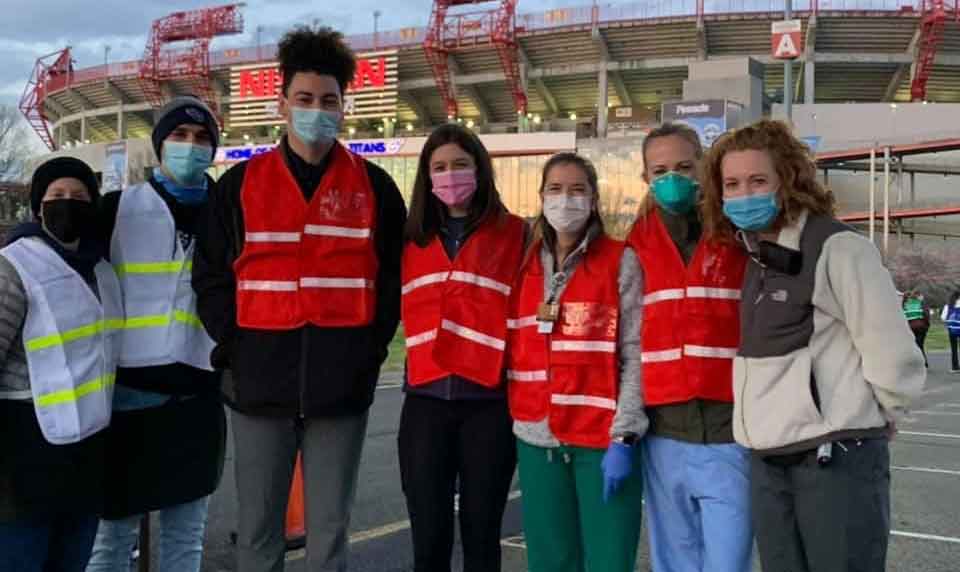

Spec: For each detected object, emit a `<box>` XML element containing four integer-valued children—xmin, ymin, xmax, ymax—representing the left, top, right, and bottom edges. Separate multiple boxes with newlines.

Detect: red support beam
<box><xmin>839</xmin><ymin>206</ymin><xmax>960</xmax><ymax>222</ymax></box>
<box><xmin>18</xmin><ymin>48</ymin><xmax>72</xmax><ymax>151</ymax></box>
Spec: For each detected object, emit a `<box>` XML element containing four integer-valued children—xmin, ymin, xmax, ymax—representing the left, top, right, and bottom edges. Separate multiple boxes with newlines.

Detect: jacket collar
<box><xmin>775</xmin><ymin>209</ymin><xmax>809</xmax><ymax>251</ymax></box>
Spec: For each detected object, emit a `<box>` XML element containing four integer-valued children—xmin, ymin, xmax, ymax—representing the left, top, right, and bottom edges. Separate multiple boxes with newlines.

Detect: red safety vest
<box><xmin>507</xmin><ymin>235</ymin><xmax>623</xmax><ymax>449</ymax></box>
<box><xmin>234</xmin><ymin>144</ymin><xmax>378</xmax><ymax>329</ymax></box>
<box><xmin>626</xmin><ymin>209</ymin><xmax>747</xmax><ymax>405</ymax></box>
<box><xmin>402</xmin><ymin>213</ymin><xmax>525</xmax><ymax>387</ymax></box>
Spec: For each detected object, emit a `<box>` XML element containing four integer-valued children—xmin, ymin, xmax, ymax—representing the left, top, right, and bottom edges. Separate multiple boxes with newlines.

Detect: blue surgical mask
<box><xmin>162</xmin><ymin>141</ymin><xmax>213</xmax><ymax>187</ymax></box>
<box><xmin>723</xmin><ymin>192</ymin><xmax>780</xmax><ymax>231</ymax></box>
<box><xmin>650</xmin><ymin>172</ymin><xmax>699</xmax><ymax>215</ymax></box>
<box><xmin>290</xmin><ymin>107</ymin><xmax>341</xmax><ymax>146</ymax></box>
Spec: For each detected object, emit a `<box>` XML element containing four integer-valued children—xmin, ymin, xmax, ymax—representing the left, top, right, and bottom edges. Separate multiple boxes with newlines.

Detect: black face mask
<box><xmin>41</xmin><ymin>199</ymin><xmax>95</xmax><ymax>244</ymax></box>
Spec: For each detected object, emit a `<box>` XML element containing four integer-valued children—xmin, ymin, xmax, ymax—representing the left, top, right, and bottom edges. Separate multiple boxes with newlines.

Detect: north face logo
<box><xmin>772</xmin><ymin>289</ymin><xmax>789</xmax><ymax>302</ymax></box>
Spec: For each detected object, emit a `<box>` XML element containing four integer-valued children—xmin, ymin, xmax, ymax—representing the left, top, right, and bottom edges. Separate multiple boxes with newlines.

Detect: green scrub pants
<box><xmin>517</xmin><ymin>440</ymin><xmax>643</xmax><ymax>572</ymax></box>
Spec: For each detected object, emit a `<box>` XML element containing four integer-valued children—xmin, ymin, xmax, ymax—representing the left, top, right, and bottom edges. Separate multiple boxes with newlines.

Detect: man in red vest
<box><xmin>193</xmin><ymin>26</ymin><xmax>406</xmax><ymax>572</ymax></box>
<box><xmin>626</xmin><ymin>122</ymin><xmax>752</xmax><ymax>572</ymax></box>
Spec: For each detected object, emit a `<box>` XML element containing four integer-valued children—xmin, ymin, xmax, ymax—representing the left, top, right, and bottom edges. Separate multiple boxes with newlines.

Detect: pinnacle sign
<box><xmin>771</xmin><ymin>20</ymin><xmax>802</xmax><ymax>60</ymax></box>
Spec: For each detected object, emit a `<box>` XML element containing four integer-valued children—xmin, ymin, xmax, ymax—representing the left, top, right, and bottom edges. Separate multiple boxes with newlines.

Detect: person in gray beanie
<box><xmin>87</xmin><ymin>95</ymin><xmax>226</xmax><ymax>572</ymax></box>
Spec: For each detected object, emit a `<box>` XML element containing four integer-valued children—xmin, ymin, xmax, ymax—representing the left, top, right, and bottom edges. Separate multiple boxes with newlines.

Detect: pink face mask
<box><xmin>431</xmin><ymin>169</ymin><xmax>477</xmax><ymax>208</ymax></box>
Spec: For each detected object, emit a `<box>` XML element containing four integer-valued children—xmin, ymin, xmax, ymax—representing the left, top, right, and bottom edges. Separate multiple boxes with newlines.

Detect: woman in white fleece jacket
<box><xmin>700</xmin><ymin>119</ymin><xmax>926</xmax><ymax>572</ymax></box>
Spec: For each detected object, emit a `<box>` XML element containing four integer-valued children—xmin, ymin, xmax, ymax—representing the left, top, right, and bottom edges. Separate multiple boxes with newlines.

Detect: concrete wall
<box><xmin>771</xmin><ymin>103</ymin><xmax>960</xmax><ymax>152</ymax></box>
<box><xmin>684</xmin><ymin>58</ymin><xmax>765</xmax><ymax>125</ymax></box>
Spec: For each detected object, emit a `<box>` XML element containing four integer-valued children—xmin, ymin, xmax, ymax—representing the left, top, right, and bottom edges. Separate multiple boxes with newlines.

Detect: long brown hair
<box><xmin>525</xmin><ymin>153</ymin><xmax>605</xmax><ymax>263</ymax></box>
<box><xmin>404</xmin><ymin>124</ymin><xmax>507</xmax><ymax>247</ymax></box>
<box><xmin>701</xmin><ymin>119</ymin><xmax>836</xmax><ymax>240</ymax></box>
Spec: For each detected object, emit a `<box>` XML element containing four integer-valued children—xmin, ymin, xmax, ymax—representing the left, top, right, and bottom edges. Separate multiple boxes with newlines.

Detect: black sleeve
<box><xmin>97</xmin><ymin>191</ymin><xmax>122</xmax><ymax>259</ymax></box>
<box><xmin>367</xmin><ymin>161</ymin><xmax>407</xmax><ymax>355</ymax></box>
<box><xmin>193</xmin><ymin>163</ymin><xmax>246</xmax><ymax>352</ymax></box>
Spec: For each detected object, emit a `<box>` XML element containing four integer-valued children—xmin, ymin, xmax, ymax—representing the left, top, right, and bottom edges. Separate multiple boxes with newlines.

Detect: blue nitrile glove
<box><xmin>601</xmin><ymin>441</ymin><xmax>635</xmax><ymax>504</ymax></box>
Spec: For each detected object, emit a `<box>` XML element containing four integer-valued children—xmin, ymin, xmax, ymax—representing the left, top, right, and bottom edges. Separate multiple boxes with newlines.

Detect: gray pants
<box><xmin>750</xmin><ymin>438</ymin><xmax>891</xmax><ymax>572</ymax></box>
<box><xmin>232</xmin><ymin>410</ymin><xmax>369</xmax><ymax>572</ymax></box>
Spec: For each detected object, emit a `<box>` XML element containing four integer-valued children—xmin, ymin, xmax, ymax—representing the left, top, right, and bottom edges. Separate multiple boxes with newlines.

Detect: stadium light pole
<box><xmin>104</xmin><ymin>45</ymin><xmax>110</xmax><ymax>69</ymax></box>
<box><xmin>783</xmin><ymin>0</ymin><xmax>793</xmax><ymax>122</ymax></box>
<box><xmin>374</xmin><ymin>11</ymin><xmax>382</xmax><ymax>49</ymax></box>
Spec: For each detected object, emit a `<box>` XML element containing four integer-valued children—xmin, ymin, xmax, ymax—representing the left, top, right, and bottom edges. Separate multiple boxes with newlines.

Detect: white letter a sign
<box><xmin>775</xmin><ymin>34</ymin><xmax>799</xmax><ymax>59</ymax></box>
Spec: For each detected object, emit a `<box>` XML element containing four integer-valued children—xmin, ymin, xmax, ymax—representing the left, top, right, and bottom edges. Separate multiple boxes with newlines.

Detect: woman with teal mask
<box><xmin>700</xmin><ymin>119</ymin><xmax>925</xmax><ymax>572</ymax></box>
<box><xmin>625</xmin><ymin>122</ymin><xmax>754</xmax><ymax>572</ymax></box>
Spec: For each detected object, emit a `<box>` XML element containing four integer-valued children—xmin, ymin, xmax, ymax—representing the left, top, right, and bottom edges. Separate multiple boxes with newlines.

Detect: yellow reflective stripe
<box><xmin>25</xmin><ymin>320</ymin><xmax>121</xmax><ymax>352</ymax></box>
<box><xmin>173</xmin><ymin>310</ymin><xmax>204</xmax><ymax>329</ymax></box>
<box><xmin>36</xmin><ymin>374</ymin><xmax>116</xmax><ymax>408</ymax></box>
<box><xmin>115</xmin><ymin>261</ymin><xmax>191</xmax><ymax>276</ymax></box>
<box><xmin>124</xmin><ymin>312</ymin><xmax>205</xmax><ymax>330</ymax></box>
<box><xmin>123</xmin><ymin>314</ymin><xmax>172</xmax><ymax>329</ymax></box>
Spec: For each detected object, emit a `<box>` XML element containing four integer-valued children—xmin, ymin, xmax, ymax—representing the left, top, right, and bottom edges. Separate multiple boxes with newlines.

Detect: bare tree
<box><xmin>0</xmin><ymin>104</ymin><xmax>30</xmax><ymax>182</ymax></box>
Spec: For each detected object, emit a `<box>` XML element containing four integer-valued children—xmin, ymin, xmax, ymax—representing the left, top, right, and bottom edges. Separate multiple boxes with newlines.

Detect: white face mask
<box><xmin>542</xmin><ymin>194</ymin><xmax>592</xmax><ymax>234</ymax></box>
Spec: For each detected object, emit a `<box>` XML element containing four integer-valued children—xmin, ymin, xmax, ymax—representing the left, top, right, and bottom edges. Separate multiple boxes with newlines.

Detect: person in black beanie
<box><xmin>0</xmin><ymin>157</ymin><xmax>122</xmax><ymax>572</ymax></box>
<box><xmin>87</xmin><ymin>95</ymin><xmax>227</xmax><ymax>572</ymax></box>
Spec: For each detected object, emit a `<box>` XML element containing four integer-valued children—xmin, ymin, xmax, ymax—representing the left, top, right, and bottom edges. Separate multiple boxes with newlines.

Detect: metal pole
<box><xmin>869</xmin><ymin>148</ymin><xmax>876</xmax><ymax>243</ymax></box>
<box><xmin>374</xmin><ymin>11</ymin><xmax>381</xmax><ymax>49</ymax></box>
<box><xmin>784</xmin><ymin>0</ymin><xmax>793</xmax><ymax>122</ymax></box>
<box><xmin>897</xmin><ymin>157</ymin><xmax>904</xmax><ymax>205</ymax></box>
<box><xmin>910</xmin><ymin>170</ymin><xmax>916</xmax><ymax>245</ymax></box>
<box><xmin>883</xmin><ymin>146</ymin><xmax>891</xmax><ymax>255</ymax></box>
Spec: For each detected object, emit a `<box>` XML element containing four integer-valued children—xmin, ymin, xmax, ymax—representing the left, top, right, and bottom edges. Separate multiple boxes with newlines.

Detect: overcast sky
<box><xmin>0</xmin><ymin>0</ymin><xmax>592</xmax><ymax>106</ymax></box>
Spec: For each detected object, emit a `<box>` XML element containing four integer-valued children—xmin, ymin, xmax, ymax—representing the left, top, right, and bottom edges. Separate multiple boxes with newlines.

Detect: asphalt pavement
<box><xmin>183</xmin><ymin>356</ymin><xmax>960</xmax><ymax>572</ymax></box>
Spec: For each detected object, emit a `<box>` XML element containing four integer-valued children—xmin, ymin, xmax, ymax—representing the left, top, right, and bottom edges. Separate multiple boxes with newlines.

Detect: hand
<box><xmin>601</xmin><ymin>442</ymin><xmax>634</xmax><ymax>504</ymax></box>
<box><xmin>887</xmin><ymin>420</ymin><xmax>898</xmax><ymax>441</ymax></box>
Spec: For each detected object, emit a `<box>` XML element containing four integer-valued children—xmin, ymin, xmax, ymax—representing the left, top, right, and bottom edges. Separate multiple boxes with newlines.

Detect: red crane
<box><xmin>910</xmin><ymin>0</ymin><xmax>958</xmax><ymax>101</ymax></box>
<box><xmin>18</xmin><ymin>48</ymin><xmax>73</xmax><ymax>150</ymax></box>
<box><xmin>424</xmin><ymin>0</ymin><xmax>527</xmax><ymax>121</ymax></box>
<box><xmin>139</xmin><ymin>4</ymin><xmax>245</xmax><ymax>113</ymax></box>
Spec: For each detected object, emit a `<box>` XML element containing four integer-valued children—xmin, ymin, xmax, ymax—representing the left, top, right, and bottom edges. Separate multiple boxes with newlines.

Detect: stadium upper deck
<box><xmin>27</xmin><ymin>0</ymin><xmax>960</xmax><ymax>146</ymax></box>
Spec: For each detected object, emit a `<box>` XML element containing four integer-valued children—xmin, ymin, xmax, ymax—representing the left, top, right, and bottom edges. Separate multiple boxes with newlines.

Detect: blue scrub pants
<box><xmin>641</xmin><ymin>435</ymin><xmax>753</xmax><ymax>572</ymax></box>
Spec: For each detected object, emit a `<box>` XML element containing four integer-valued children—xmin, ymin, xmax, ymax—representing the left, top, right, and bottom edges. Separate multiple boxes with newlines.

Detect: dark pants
<box><xmin>913</xmin><ymin>327</ymin><xmax>928</xmax><ymax>366</ymax></box>
<box><xmin>0</xmin><ymin>514</ymin><xmax>99</xmax><ymax>572</ymax></box>
<box><xmin>751</xmin><ymin>438</ymin><xmax>891</xmax><ymax>572</ymax></box>
<box><xmin>231</xmin><ymin>410</ymin><xmax>369</xmax><ymax>572</ymax></box>
<box><xmin>950</xmin><ymin>333</ymin><xmax>960</xmax><ymax>371</ymax></box>
<box><xmin>398</xmin><ymin>395</ymin><xmax>517</xmax><ymax>572</ymax></box>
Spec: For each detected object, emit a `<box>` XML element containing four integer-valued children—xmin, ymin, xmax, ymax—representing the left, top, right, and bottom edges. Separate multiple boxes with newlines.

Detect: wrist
<box><xmin>611</xmin><ymin>432</ymin><xmax>639</xmax><ymax>447</ymax></box>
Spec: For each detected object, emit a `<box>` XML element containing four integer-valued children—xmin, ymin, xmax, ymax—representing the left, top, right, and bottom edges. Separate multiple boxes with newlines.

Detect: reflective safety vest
<box><xmin>946</xmin><ymin>304</ymin><xmax>960</xmax><ymax>335</ymax></box>
<box><xmin>904</xmin><ymin>298</ymin><xmax>925</xmax><ymax>322</ymax></box>
<box><xmin>0</xmin><ymin>238</ymin><xmax>123</xmax><ymax>445</ymax></box>
<box><xmin>627</xmin><ymin>209</ymin><xmax>747</xmax><ymax>406</ymax></box>
<box><xmin>402</xmin><ymin>214</ymin><xmax>525</xmax><ymax>387</ymax></box>
<box><xmin>111</xmin><ymin>182</ymin><xmax>215</xmax><ymax>371</ymax></box>
<box><xmin>507</xmin><ymin>235</ymin><xmax>623</xmax><ymax>449</ymax></box>
<box><xmin>234</xmin><ymin>144</ymin><xmax>378</xmax><ymax>329</ymax></box>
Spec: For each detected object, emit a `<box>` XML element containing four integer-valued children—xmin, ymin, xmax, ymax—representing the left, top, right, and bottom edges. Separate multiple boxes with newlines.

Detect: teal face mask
<box><xmin>650</xmin><ymin>172</ymin><xmax>700</xmax><ymax>215</ymax></box>
<box><xmin>162</xmin><ymin>141</ymin><xmax>213</xmax><ymax>187</ymax></box>
<box><xmin>290</xmin><ymin>107</ymin><xmax>340</xmax><ymax>146</ymax></box>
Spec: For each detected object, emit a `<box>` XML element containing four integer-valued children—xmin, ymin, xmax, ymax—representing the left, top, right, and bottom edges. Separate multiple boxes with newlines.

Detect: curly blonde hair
<box><xmin>701</xmin><ymin>119</ymin><xmax>835</xmax><ymax>240</ymax></box>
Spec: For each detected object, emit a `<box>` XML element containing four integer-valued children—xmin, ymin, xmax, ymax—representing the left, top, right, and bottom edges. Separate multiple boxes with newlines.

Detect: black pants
<box><xmin>398</xmin><ymin>394</ymin><xmax>517</xmax><ymax>572</ymax></box>
<box><xmin>950</xmin><ymin>333</ymin><xmax>960</xmax><ymax>371</ymax></box>
<box><xmin>751</xmin><ymin>438</ymin><xmax>891</xmax><ymax>572</ymax></box>
<box><xmin>913</xmin><ymin>328</ymin><xmax>928</xmax><ymax>366</ymax></box>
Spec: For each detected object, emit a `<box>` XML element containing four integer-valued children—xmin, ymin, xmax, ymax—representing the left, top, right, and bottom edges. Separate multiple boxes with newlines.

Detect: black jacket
<box><xmin>193</xmin><ymin>140</ymin><xmax>406</xmax><ymax>418</ymax></box>
<box><xmin>99</xmin><ymin>177</ymin><xmax>221</xmax><ymax>395</ymax></box>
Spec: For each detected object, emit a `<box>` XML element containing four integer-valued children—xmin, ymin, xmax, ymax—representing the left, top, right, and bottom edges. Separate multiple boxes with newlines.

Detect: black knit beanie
<box><xmin>30</xmin><ymin>156</ymin><xmax>101</xmax><ymax>216</ymax></box>
<box><xmin>151</xmin><ymin>96</ymin><xmax>220</xmax><ymax>160</ymax></box>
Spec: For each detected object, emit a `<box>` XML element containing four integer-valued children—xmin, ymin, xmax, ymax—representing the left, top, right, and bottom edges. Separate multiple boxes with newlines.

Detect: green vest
<box><xmin>904</xmin><ymin>298</ymin><xmax>925</xmax><ymax>321</ymax></box>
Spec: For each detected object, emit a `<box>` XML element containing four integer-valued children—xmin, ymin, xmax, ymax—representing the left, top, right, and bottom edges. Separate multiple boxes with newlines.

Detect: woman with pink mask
<box><xmin>399</xmin><ymin>124</ymin><xmax>526</xmax><ymax>572</ymax></box>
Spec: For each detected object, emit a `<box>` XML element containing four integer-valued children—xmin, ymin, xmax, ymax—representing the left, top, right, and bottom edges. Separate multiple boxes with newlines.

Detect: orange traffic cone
<box><xmin>285</xmin><ymin>453</ymin><xmax>306</xmax><ymax>549</ymax></box>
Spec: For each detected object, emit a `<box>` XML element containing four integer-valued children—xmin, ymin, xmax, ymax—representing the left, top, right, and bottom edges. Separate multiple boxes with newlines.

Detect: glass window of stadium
<box><xmin>207</xmin><ymin>135</ymin><xmax>650</xmax><ymax>237</ymax></box>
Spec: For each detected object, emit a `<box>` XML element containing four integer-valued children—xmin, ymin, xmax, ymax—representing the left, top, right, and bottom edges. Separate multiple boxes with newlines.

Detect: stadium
<box><xmin>16</xmin><ymin>0</ymin><xmax>960</xmax><ymax>229</ymax></box>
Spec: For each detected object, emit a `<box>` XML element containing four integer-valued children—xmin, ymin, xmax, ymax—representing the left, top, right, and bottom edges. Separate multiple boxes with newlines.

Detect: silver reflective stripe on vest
<box><xmin>112</xmin><ymin>183</ymin><xmax>216</xmax><ymax>371</ymax></box>
<box><xmin>0</xmin><ymin>238</ymin><xmax>122</xmax><ymax>445</ymax></box>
